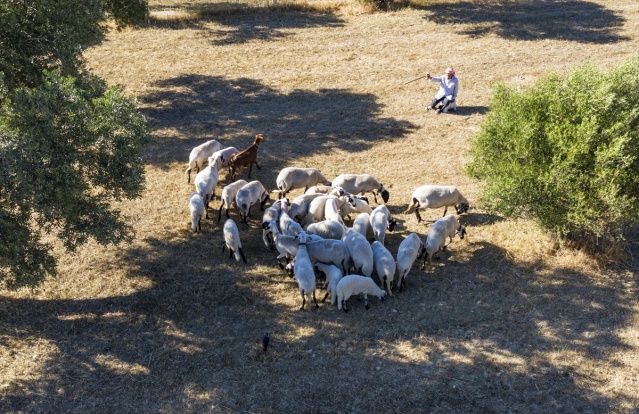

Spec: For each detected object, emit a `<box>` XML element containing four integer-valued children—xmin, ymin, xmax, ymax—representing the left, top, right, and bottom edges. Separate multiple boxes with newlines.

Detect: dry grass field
<box><xmin>2</xmin><ymin>0</ymin><xmax>639</xmax><ymax>412</ymax></box>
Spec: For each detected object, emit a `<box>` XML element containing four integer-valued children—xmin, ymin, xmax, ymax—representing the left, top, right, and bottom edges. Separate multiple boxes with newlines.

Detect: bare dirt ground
<box><xmin>2</xmin><ymin>0</ymin><xmax>639</xmax><ymax>412</ymax></box>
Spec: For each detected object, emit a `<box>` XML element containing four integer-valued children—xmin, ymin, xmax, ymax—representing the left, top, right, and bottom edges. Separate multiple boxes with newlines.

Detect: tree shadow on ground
<box><xmin>418</xmin><ymin>0</ymin><xmax>628</xmax><ymax>43</ymax></box>
<box><xmin>141</xmin><ymin>74</ymin><xmax>418</xmax><ymax>167</ymax></box>
<box><xmin>148</xmin><ymin>7</ymin><xmax>345</xmax><ymax>45</ymax></box>
<box><xmin>1</xmin><ymin>229</ymin><xmax>637</xmax><ymax>412</ymax></box>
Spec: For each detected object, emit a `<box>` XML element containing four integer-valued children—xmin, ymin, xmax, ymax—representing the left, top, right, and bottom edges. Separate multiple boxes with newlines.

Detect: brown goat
<box><xmin>228</xmin><ymin>134</ymin><xmax>264</xmax><ymax>181</ymax></box>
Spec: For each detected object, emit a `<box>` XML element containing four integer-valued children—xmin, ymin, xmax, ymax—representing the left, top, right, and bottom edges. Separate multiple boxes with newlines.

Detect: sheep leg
<box><xmin>414</xmin><ymin>208</ymin><xmax>422</xmax><ymax>223</ymax></box>
<box><xmin>229</xmin><ymin>248</ymin><xmax>234</xmax><ymax>259</ymax></box>
<box><xmin>312</xmin><ymin>291</ymin><xmax>319</xmax><ymax>308</ymax></box>
<box><xmin>442</xmin><ymin>206</ymin><xmax>448</xmax><ymax>216</ymax></box>
<box><xmin>420</xmin><ymin>255</ymin><xmax>428</xmax><ymax>271</ymax></box>
<box><xmin>321</xmin><ymin>291</ymin><xmax>329</xmax><ymax>303</ymax></box>
<box><xmin>342</xmin><ymin>299</ymin><xmax>349</xmax><ymax>313</ymax></box>
<box><xmin>217</xmin><ymin>201</ymin><xmax>225</xmax><ymax>222</ymax></box>
<box><xmin>300</xmin><ymin>291</ymin><xmax>306</xmax><ymax>311</ymax></box>
<box><xmin>241</xmin><ymin>214</ymin><xmax>250</xmax><ymax>230</ymax></box>
<box><xmin>364</xmin><ymin>295</ymin><xmax>370</xmax><ymax>310</ymax></box>
<box><xmin>221</xmin><ymin>241</ymin><xmax>226</xmax><ymax>253</ymax></box>
<box><xmin>260</xmin><ymin>196</ymin><xmax>269</xmax><ymax>211</ymax></box>
<box><xmin>403</xmin><ymin>199</ymin><xmax>418</xmax><ymax>214</ymax></box>
<box><xmin>239</xmin><ymin>248</ymin><xmax>247</xmax><ymax>264</ymax></box>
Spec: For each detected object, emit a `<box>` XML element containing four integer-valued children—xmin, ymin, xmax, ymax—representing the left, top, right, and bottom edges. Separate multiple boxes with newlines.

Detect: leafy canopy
<box><xmin>0</xmin><ymin>0</ymin><xmax>149</xmax><ymax>290</ymax></box>
<box><xmin>466</xmin><ymin>54</ymin><xmax>639</xmax><ymax>250</ymax></box>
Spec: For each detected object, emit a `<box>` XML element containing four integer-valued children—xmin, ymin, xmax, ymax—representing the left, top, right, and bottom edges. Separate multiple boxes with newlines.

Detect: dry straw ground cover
<box><xmin>2</xmin><ymin>0</ymin><xmax>639</xmax><ymax>412</ymax></box>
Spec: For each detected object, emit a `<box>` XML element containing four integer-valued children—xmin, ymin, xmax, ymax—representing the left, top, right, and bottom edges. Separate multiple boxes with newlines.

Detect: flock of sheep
<box><xmin>186</xmin><ymin>135</ymin><xmax>470</xmax><ymax>312</ymax></box>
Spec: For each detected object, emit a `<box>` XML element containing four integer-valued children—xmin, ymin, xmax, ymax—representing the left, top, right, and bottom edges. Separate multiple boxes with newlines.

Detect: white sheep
<box><xmin>369</xmin><ymin>204</ymin><xmax>398</xmax><ymax>246</ymax></box>
<box><xmin>261</xmin><ymin>198</ymin><xmax>287</xmax><ymax>249</ymax></box>
<box><xmin>340</xmin><ymin>195</ymin><xmax>372</xmax><ymax>220</ymax></box>
<box><xmin>352</xmin><ymin>213</ymin><xmax>373</xmax><ymax>240</ymax></box>
<box><xmin>341</xmin><ymin>228</ymin><xmax>374</xmax><ymax>277</ymax></box>
<box><xmin>235</xmin><ymin>180</ymin><xmax>270</xmax><ymax>228</ymax></box>
<box><xmin>208</xmin><ymin>147</ymin><xmax>239</xmax><ymax>170</ymax></box>
<box><xmin>331</xmin><ymin>174</ymin><xmax>390</xmax><ymax>204</ymax></box>
<box><xmin>194</xmin><ymin>164</ymin><xmax>219</xmax><ymax>218</ymax></box>
<box><xmin>293</xmin><ymin>232</ymin><xmax>319</xmax><ymax>311</ymax></box>
<box><xmin>261</xmin><ymin>220</ymin><xmax>299</xmax><ymax>268</ymax></box>
<box><xmin>315</xmin><ymin>262</ymin><xmax>343</xmax><ymax>305</ymax></box>
<box><xmin>305</xmin><ymin>220</ymin><xmax>345</xmax><ymax>240</ymax></box>
<box><xmin>217</xmin><ymin>179</ymin><xmax>248</xmax><ymax>222</ymax></box>
<box><xmin>276</xmin><ymin>167</ymin><xmax>331</xmax><ymax>199</ymax></box>
<box><xmin>404</xmin><ymin>185</ymin><xmax>469</xmax><ymax>222</ymax></box>
<box><xmin>305</xmin><ymin>194</ymin><xmax>355</xmax><ymax>225</ymax></box>
<box><xmin>395</xmin><ymin>233</ymin><xmax>423</xmax><ymax>292</ymax></box>
<box><xmin>335</xmin><ymin>275</ymin><xmax>387</xmax><ymax>312</ymax></box>
<box><xmin>287</xmin><ymin>193</ymin><xmax>324</xmax><ymax>224</ymax></box>
<box><xmin>371</xmin><ymin>241</ymin><xmax>396</xmax><ymax>297</ymax></box>
<box><xmin>324</xmin><ymin>198</ymin><xmax>346</xmax><ymax>226</ymax></box>
<box><xmin>279</xmin><ymin>199</ymin><xmax>304</xmax><ymax>237</ymax></box>
<box><xmin>305</xmin><ymin>238</ymin><xmax>351</xmax><ymax>274</ymax></box>
<box><xmin>185</xmin><ymin>139</ymin><xmax>223</xmax><ymax>184</ymax></box>
<box><xmin>305</xmin><ymin>185</ymin><xmax>345</xmax><ymax>196</ymax></box>
<box><xmin>420</xmin><ymin>214</ymin><xmax>467</xmax><ymax>269</ymax></box>
<box><xmin>188</xmin><ymin>192</ymin><xmax>205</xmax><ymax>232</ymax></box>
<box><xmin>222</xmin><ymin>219</ymin><xmax>246</xmax><ymax>263</ymax></box>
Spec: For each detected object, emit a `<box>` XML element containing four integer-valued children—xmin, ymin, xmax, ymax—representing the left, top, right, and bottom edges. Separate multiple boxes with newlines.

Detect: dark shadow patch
<box><xmin>141</xmin><ymin>74</ymin><xmax>418</xmax><ymax>167</ymax></box>
<box><xmin>1</xmin><ymin>232</ymin><xmax>634</xmax><ymax>412</ymax></box>
<box><xmin>418</xmin><ymin>0</ymin><xmax>628</xmax><ymax>43</ymax></box>
<box><xmin>148</xmin><ymin>8</ymin><xmax>345</xmax><ymax>45</ymax></box>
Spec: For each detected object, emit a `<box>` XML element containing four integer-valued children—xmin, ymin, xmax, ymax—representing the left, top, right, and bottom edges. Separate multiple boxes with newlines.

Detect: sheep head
<box><xmin>456</xmin><ymin>203</ymin><xmax>469</xmax><ymax>214</ymax></box>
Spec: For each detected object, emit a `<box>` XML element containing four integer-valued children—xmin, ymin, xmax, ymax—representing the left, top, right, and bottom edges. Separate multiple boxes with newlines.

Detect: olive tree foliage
<box><xmin>466</xmin><ymin>54</ymin><xmax>639</xmax><ymax>251</ymax></box>
<box><xmin>0</xmin><ymin>0</ymin><xmax>149</xmax><ymax>290</ymax></box>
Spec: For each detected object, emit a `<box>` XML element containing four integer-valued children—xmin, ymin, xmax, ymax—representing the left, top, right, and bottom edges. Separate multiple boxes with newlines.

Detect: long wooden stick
<box><xmin>403</xmin><ymin>75</ymin><xmax>428</xmax><ymax>85</ymax></box>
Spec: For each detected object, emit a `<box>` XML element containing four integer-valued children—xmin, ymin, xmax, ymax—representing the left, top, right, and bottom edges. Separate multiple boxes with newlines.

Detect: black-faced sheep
<box><xmin>335</xmin><ymin>275</ymin><xmax>387</xmax><ymax>312</ymax></box>
<box><xmin>222</xmin><ymin>219</ymin><xmax>247</xmax><ymax>263</ymax></box>
<box><xmin>185</xmin><ymin>139</ymin><xmax>223</xmax><ymax>184</ymax></box>
<box><xmin>188</xmin><ymin>192</ymin><xmax>205</xmax><ymax>232</ymax></box>
<box><xmin>217</xmin><ymin>179</ymin><xmax>248</xmax><ymax>222</ymax></box>
<box><xmin>369</xmin><ymin>204</ymin><xmax>397</xmax><ymax>246</ymax></box>
<box><xmin>331</xmin><ymin>174</ymin><xmax>390</xmax><ymax>204</ymax></box>
<box><xmin>404</xmin><ymin>185</ymin><xmax>469</xmax><ymax>222</ymax></box>
<box><xmin>293</xmin><ymin>232</ymin><xmax>319</xmax><ymax>311</ymax></box>
<box><xmin>276</xmin><ymin>167</ymin><xmax>331</xmax><ymax>199</ymax></box>
<box><xmin>341</xmin><ymin>228</ymin><xmax>373</xmax><ymax>277</ymax></box>
<box><xmin>371</xmin><ymin>241</ymin><xmax>396</xmax><ymax>297</ymax></box>
<box><xmin>419</xmin><ymin>214</ymin><xmax>467</xmax><ymax>269</ymax></box>
<box><xmin>194</xmin><ymin>164</ymin><xmax>219</xmax><ymax>218</ymax></box>
<box><xmin>235</xmin><ymin>180</ymin><xmax>269</xmax><ymax>228</ymax></box>
<box><xmin>395</xmin><ymin>233</ymin><xmax>423</xmax><ymax>291</ymax></box>
<box><xmin>315</xmin><ymin>262</ymin><xmax>344</xmax><ymax>305</ymax></box>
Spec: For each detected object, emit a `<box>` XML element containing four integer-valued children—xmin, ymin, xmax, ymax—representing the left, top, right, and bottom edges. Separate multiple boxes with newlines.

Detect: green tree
<box><xmin>466</xmin><ymin>54</ymin><xmax>639</xmax><ymax>251</ymax></box>
<box><xmin>0</xmin><ymin>0</ymin><xmax>149</xmax><ymax>290</ymax></box>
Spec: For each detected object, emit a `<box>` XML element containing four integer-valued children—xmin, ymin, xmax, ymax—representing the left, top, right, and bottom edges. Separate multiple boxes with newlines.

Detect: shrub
<box><xmin>358</xmin><ymin>0</ymin><xmax>392</xmax><ymax>11</ymax></box>
<box><xmin>466</xmin><ymin>54</ymin><xmax>639</xmax><ymax>252</ymax></box>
